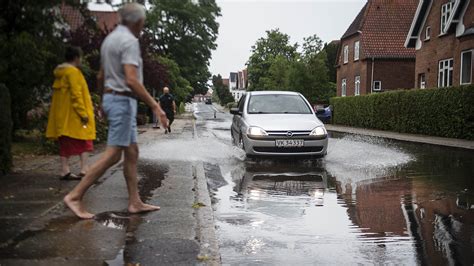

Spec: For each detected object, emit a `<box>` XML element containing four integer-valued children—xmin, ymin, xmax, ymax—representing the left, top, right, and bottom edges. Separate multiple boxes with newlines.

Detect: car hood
<box><xmin>244</xmin><ymin>114</ymin><xmax>323</xmax><ymax>131</ymax></box>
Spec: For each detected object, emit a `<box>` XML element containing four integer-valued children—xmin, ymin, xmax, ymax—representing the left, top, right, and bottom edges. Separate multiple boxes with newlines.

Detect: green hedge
<box><xmin>330</xmin><ymin>85</ymin><xmax>474</xmax><ymax>140</ymax></box>
<box><xmin>0</xmin><ymin>84</ymin><xmax>12</xmax><ymax>175</ymax></box>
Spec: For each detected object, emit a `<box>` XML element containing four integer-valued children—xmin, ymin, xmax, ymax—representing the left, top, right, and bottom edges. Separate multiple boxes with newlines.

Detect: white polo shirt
<box><xmin>100</xmin><ymin>25</ymin><xmax>143</xmax><ymax>92</ymax></box>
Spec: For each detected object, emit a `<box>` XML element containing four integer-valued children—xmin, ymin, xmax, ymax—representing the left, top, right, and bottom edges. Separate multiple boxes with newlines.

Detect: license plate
<box><xmin>275</xmin><ymin>139</ymin><xmax>304</xmax><ymax>147</ymax></box>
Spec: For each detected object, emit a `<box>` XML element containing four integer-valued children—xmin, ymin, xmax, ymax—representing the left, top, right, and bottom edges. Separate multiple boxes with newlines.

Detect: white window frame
<box><xmin>373</xmin><ymin>81</ymin><xmax>382</xmax><ymax>91</ymax></box>
<box><xmin>440</xmin><ymin>2</ymin><xmax>454</xmax><ymax>34</ymax></box>
<box><xmin>341</xmin><ymin>79</ymin><xmax>347</xmax><ymax>97</ymax></box>
<box><xmin>425</xmin><ymin>26</ymin><xmax>431</xmax><ymax>41</ymax></box>
<box><xmin>354</xmin><ymin>41</ymin><xmax>360</xmax><ymax>61</ymax></box>
<box><xmin>343</xmin><ymin>45</ymin><xmax>349</xmax><ymax>64</ymax></box>
<box><xmin>460</xmin><ymin>50</ymin><xmax>473</xmax><ymax>85</ymax></box>
<box><xmin>419</xmin><ymin>73</ymin><xmax>426</xmax><ymax>89</ymax></box>
<box><xmin>438</xmin><ymin>58</ymin><xmax>454</xmax><ymax>87</ymax></box>
<box><xmin>355</xmin><ymin>76</ymin><xmax>361</xmax><ymax>96</ymax></box>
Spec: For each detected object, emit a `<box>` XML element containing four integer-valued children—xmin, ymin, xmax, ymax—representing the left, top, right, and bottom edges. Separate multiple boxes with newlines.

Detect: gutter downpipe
<box><xmin>370</xmin><ymin>57</ymin><xmax>375</xmax><ymax>94</ymax></box>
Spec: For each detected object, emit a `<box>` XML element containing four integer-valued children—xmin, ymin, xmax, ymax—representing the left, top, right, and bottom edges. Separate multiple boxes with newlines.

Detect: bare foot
<box><xmin>128</xmin><ymin>202</ymin><xmax>160</xmax><ymax>214</ymax></box>
<box><xmin>64</xmin><ymin>194</ymin><xmax>95</xmax><ymax>219</ymax></box>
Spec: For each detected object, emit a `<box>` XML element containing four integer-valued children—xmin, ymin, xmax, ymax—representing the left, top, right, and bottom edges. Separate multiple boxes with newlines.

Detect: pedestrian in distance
<box><xmin>159</xmin><ymin>87</ymin><xmax>176</xmax><ymax>134</ymax></box>
<box><xmin>46</xmin><ymin>46</ymin><xmax>96</xmax><ymax>181</ymax></box>
<box><xmin>64</xmin><ymin>3</ymin><xmax>169</xmax><ymax>219</ymax></box>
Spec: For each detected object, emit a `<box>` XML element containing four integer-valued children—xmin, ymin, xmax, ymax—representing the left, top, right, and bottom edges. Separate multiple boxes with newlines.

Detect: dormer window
<box><xmin>425</xmin><ymin>26</ymin><xmax>431</xmax><ymax>40</ymax></box>
<box><xmin>440</xmin><ymin>2</ymin><xmax>454</xmax><ymax>34</ymax></box>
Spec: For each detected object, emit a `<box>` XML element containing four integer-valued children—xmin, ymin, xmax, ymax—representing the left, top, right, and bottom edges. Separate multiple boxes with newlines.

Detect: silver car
<box><xmin>230</xmin><ymin>91</ymin><xmax>328</xmax><ymax>157</ymax></box>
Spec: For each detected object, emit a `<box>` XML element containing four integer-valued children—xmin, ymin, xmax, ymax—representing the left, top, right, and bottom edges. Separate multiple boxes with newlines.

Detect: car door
<box><xmin>231</xmin><ymin>94</ymin><xmax>246</xmax><ymax>143</ymax></box>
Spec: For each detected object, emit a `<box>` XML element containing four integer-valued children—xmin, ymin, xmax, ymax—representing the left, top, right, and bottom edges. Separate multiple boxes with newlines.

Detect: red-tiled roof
<box><xmin>342</xmin><ymin>0</ymin><xmax>418</xmax><ymax>59</ymax></box>
<box><xmin>60</xmin><ymin>4</ymin><xmax>118</xmax><ymax>32</ymax></box>
<box><xmin>362</xmin><ymin>0</ymin><xmax>418</xmax><ymax>58</ymax></box>
<box><xmin>222</xmin><ymin>78</ymin><xmax>229</xmax><ymax>87</ymax></box>
<box><xmin>342</xmin><ymin>3</ymin><xmax>368</xmax><ymax>39</ymax></box>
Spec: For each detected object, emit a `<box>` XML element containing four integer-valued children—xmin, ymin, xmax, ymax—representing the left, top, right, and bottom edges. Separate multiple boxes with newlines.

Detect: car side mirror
<box><xmin>230</xmin><ymin>107</ymin><xmax>241</xmax><ymax>115</ymax></box>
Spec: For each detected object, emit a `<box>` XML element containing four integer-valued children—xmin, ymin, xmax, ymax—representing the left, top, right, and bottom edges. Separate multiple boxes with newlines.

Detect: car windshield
<box><xmin>247</xmin><ymin>94</ymin><xmax>312</xmax><ymax>114</ymax></box>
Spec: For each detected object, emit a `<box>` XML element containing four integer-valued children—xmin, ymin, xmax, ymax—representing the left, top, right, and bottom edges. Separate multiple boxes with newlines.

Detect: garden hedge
<box><xmin>330</xmin><ymin>85</ymin><xmax>474</xmax><ymax>140</ymax></box>
<box><xmin>0</xmin><ymin>84</ymin><xmax>12</xmax><ymax>175</ymax></box>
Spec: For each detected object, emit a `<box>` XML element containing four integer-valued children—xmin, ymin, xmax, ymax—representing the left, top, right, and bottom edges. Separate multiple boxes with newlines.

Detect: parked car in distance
<box><xmin>313</xmin><ymin>104</ymin><xmax>332</xmax><ymax>124</ymax></box>
<box><xmin>230</xmin><ymin>91</ymin><xmax>328</xmax><ymax>158</ymax></box>
<box><xmin>205</xmin><ymin>98</ymin><xmax>212</xmax><ymax>105</ymax></box>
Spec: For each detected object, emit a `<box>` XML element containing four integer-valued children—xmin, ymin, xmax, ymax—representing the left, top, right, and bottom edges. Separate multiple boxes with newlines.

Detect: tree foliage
<box><xmin>0</xmin><ymin>0</ymin><xmax>71</xmax><ymax>129</ymax></box>
<box><xmin>246</xmin><ymin>29</ymin><xmax>336</xmax><ymax>102</ymax></box>
<box><xmin>146</xmin><ymin>0</ymin><xmax>221</xmax><ymax>95</ymax></box>
<box><xmin>212</xmin><ymin>74</ymin><xmax>234</xmax><ymax>105</ymax></box>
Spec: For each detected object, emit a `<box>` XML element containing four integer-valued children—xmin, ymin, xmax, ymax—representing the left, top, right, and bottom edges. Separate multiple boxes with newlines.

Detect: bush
<box><xmin>0</xmin><ymin>84</ymin><xmax>12</xmax><ymax>175</ymax></box>
<box><xmin>178</xmin><ymin>102</ymin><xmax>185</xmax><ymax>114</ymax></box>
<box><xmin>330</xmin><ymin>85</ymin><xmax>474</xmax><ymax>140</ymax></box>
<box><xmin>226</xmin><ymin>102</ymin><xmax>237</xmax><ymax>109</ymax></box>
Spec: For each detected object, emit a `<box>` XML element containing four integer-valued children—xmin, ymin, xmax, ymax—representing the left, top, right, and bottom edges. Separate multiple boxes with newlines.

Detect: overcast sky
<box><xmin>211</xmin><ymin>0</ymin><xmax>366</xmax><ymax>78</ymax></box>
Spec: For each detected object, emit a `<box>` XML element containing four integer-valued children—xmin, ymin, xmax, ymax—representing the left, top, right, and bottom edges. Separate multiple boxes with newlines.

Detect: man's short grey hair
<box><xmin>119</xmin><ymin>3</ymin><xmax>146</xmax><ymax>24</ymax></box>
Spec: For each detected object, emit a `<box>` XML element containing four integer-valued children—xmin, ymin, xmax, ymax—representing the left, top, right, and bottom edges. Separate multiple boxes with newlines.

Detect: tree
<box><xmin>301</xmin><ymin>34</ymin><xmax>323</xmax><ymax>59</ymax></box>
<box><xmin>247</xmin><ymin>29</ymin><xmax>298</xmax><ymax>90</ymax></box>
<box><xmin>322</xmin><ymin>41</ymin><xmax>339</xmax><ymax>83</ymax></box>
<box><xmin>146</xmin><ymin>0</ymin><xmax>221</xmax><ymax>95</ymax></box>
<box><xmin>0</xmin><ymin>84</ymin><xmax>12</xmax><ymax>175</ymax></box>
<box><xmin>212</xmin><ymin>74</ymin><xmax>234</xmax><ymax>105</ymax></box>
<box><xmin>0</xmin><ymin>0</ymin><xmax>70</xmax><ymax>130</ymax></box>
<box><xmin>157</xmin><ymin>56</ymin><xmax>193</xmax><ymax>104</ymax></box>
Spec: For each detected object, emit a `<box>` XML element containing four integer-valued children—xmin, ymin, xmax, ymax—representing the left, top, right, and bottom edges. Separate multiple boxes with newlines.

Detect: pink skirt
<box><xmin>59</xmin><ymin>136</ymin><xmax>93</xmax><ymax>158</ymax></box>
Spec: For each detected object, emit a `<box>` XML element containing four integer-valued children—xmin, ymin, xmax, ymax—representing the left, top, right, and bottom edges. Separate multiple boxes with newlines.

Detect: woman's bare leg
<box><xmin>79</xmin><ymin>152</ymin><xmax>89</xmax><ymax>174</ymax></box>
<box><xmin>60</xmin><ymin>156</ymin><xmax>70</xmax><ymax>176</ymax></box>
<box><xmin>64</xmin><ymin>146</ymin><xmax>122</xmax><ymax>219</ymax></box>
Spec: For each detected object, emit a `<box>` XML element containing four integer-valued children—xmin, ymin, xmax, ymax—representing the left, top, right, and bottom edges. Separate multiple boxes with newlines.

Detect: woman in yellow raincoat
<box><xmin>46</xmin><ymin>46</ymin><xmax>96</xmax><ymax>180</ymax></box>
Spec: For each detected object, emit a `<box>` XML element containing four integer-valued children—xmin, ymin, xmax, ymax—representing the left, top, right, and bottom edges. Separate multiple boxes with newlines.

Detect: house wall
<box><xmin>372</xmin><ymin>59</ymin><xmax>416</xmax><ymax>91</ymax></box>
<box><xmin>414</xmin><ymin>0</ymin><xmax>474</xmax><ymax>88</ymax></box>
<box><xmin>337</xmin><ymin>34</ymin><xmax>368</xmax><ymax>96</ymax></box>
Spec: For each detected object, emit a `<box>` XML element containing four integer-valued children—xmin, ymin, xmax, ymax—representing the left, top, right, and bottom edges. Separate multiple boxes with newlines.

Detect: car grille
<box><xmin>266</xmin><ymin>130</ymin><xmax>312</xmax><ymax>137</ymax></box>
<box><xmin>253</xmin><ymin>146</ymin><xmax>324</xmax><ymax>153</ymax></box>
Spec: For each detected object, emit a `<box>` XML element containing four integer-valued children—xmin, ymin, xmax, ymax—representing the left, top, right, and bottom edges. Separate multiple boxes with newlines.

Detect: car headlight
<box><xmin>310</xmin><ymin>126</ymin><xmax>327</xmax><ymax>136</ymax></box>
<box><xmin>247</xmin><ymin>126</ymin><xmax>268</xmax><ymax>137</ymax></box>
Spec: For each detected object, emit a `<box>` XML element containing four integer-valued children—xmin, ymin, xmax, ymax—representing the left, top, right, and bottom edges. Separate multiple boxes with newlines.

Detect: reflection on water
<box><xmin>214</xmin><ymin>135</ymin><xmax>474</xmax><ymax>265</ymax></box>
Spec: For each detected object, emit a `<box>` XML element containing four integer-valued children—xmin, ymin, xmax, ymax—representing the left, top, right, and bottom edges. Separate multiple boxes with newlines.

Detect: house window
<box><xmin>355</xmin><ymin>76</ymin><xmax>360</xmax><ymax>95</ymax></box>
<box><xmin>440</xmin><ymin>2</ymin><xmax>454</xmax><ymax>34</ymax></box>
<box><xmin>354</xmin><ymin>41</ymin><xmax>360</xmax><ymax>61</ymax></box>
<box><xmin>438</xmin><ymin>58</ymin><xmax>453</xmax><ymax>87</ymax></box>
<box><xmin>425</xmin><ymin>26</ymin><xmax>431</xmax><ymax>40</ymax></box>
<box><xmin>373</xmin><ymin>81</ymin><xmax>382</xmax><ymax>91</ymax></box>
<box><xmin>343</xmin><ymin>45</ymin><xmax>349</xmax><ymax>64</ymax></box>
<box><xmin>419</xmin><ymin>73</ymin><xmax>426</xmax><ymax>89</ymax></box>
<box><xmin>341</xmin><ymin>79</ymin><xmax>347</xmax><ymax>96</ymax></box>
<box><xmin>461</xmin><ymin>50</ymin><xmax>473</xmax><ymax>85</ymax></box>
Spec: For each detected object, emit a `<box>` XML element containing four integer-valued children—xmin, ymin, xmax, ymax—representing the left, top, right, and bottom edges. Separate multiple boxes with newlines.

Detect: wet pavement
<box><xmin>1</xmin><ymin>102</ymin><xmax>473</xmax><ymax>265</ymax></box>
<box><xmin>193</xmin><ymin>103</ymin><xmax>474</xmax><ymax>265</ymax></box>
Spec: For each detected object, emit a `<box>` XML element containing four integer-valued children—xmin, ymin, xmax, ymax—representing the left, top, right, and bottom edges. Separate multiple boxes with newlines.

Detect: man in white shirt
<box><xmin>64</xmin><ymin>3</ymin><xmax>168</xmax><ymax>219</ymax></box>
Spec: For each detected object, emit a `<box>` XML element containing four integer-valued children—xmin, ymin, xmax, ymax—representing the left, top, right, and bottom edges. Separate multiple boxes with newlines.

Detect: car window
<box><xmin>238</xmin><ymin>94</ymin><xmax>246</xmax><ymax>112</ymax></box>
<box><xmin>247</xmin><ymin>94</ymin><xmax>312</xmax><ymax>114</ymax></box>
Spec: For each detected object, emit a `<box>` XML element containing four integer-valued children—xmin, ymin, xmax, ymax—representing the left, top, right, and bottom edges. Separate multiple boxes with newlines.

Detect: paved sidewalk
<box><xmin>0</xmin><ymin>117</ymin><xmax>220</xmax><ymax>265</ymax></box>
<box><xmin>326</xmin><ymin>124</ymin><xmax>474</xmax><ymax>150</ymax></box>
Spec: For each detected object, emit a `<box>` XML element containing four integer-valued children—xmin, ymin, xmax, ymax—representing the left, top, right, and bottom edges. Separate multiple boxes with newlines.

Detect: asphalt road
<box><xmin>193</xmin><ymin>102</ymin><xmax>474</xmax><ymax>265</ymax></box>
<box><xmin>1</xmin><ymin>102</ymin><xmax>473</xmax><ymax>265</ymax></box>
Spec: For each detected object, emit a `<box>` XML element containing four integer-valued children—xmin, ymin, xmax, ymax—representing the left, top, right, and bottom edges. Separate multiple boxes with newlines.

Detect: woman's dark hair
<box><xmin>65</xmin><ymin>46</ymin><xmax>83</xmax><ymax>62</ymax></box>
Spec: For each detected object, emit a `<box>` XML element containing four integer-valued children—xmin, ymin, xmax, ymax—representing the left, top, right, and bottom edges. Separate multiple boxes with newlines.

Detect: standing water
<box><xmin>190</xmin><ymin>104</ymin><xmax>474</xmax><ymax>265</ymax></box>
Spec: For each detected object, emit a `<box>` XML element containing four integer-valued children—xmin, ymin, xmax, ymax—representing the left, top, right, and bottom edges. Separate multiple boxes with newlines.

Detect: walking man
<box><xmin>64</xmin><ymin>3</ymin><xmax>168</xmax><ymax>219</ymax></box>
<box><xmin>159</xmin><ymin>87</ymin><xmax>176</xmax><ymax>133</ymax></box>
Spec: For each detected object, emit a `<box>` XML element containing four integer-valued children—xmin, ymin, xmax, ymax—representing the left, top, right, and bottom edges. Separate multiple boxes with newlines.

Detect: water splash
<box><xmin>324</xmin><ymin>135</ymin><xmax>413</xmax><ymax>187</ymax></box>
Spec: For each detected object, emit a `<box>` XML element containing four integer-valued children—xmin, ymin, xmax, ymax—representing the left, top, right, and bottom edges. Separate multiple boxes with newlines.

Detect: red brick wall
<box><xmin>372</xmin><ymin>59</ymin><xmax>416</xmax><ymax>91</ymax></box>
<box><xmin>336</xmin><ymin>34</ymin><xmax>369</xmax><ymax>96</ymax></box>
<box><xmin>414</xmin><ymin>0</ymin><xmax>474</xmax><ymax>88</ymax></box>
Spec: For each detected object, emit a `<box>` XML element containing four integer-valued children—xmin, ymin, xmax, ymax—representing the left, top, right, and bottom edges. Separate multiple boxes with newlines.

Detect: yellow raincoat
<box><xmin>46</xmin><ymin>64</ymin><xmax>96</xmax><ymax>140</ymax></box>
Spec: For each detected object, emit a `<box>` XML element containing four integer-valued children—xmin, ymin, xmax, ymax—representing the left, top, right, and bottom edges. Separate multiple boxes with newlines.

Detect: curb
<box><xmin>193</xmin><ymin>162</ymin><xmax>221</xmax><ymax>265</ymax></box>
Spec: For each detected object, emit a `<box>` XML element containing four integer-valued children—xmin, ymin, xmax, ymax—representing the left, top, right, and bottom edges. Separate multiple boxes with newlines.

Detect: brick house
<box><xmin>60</xmin><ymin>1</ymin><xmax>120</xmax><ymax>33</ymax></box>
<box><xmin>405</xmin><ymin>0</ymin><xmax>474</xmax><ymax>88</ymax></box>
<box><xmin>336</xmin><ymin>0</ymin><xmax>418</xmax><ymax>97</ymax></box>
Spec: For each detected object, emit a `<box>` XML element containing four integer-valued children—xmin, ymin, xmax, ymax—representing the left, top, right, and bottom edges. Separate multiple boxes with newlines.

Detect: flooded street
<box><xmin>193</xmin><ymin>103</ymin><xmax>474</xmax><ymax>265</ymax></box>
